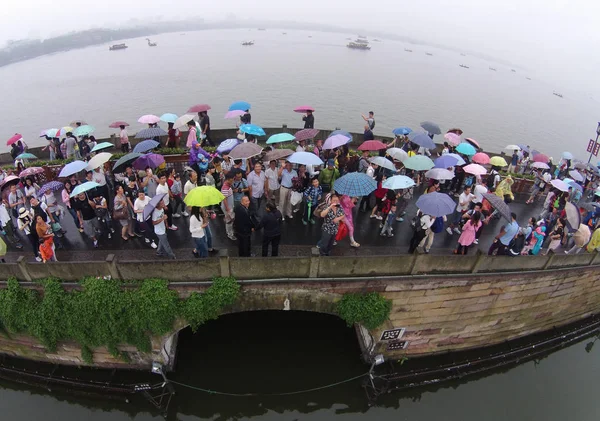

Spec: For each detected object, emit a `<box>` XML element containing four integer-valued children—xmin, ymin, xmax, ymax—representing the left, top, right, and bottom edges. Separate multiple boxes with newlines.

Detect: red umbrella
<box><xmin>19</xmin><ymin>167</ymin><xmax>45</xmax><ymax>178</ymax></box>
<box><xmin>533</xmin><ymin>153</ymin><xmax>550</xmax><ymax>163</ymax></box>
<box><xmin>293</xmin><ymin>105</ymin><xmax>315</xmax><ymax>113</ymax></box>
<box><xmin>6</xmin><ymin>133</ymin><xmax>22</xmax><ymax>146</ymax></box>
<box><xmin>109</xmin><ymin>121</ymin><xmax>129</xmax><ymax>128</ymax></box>
<box><xmin>187</xmin><ymin>104</ymin><xmax>211</xmax><ymax>113</ymax></box>
<box><xmin>465</xmin><ymin>138</ymin><xmax>480</xmax><ymax>149</ymax></box>
<box><xmin>472</xmin><ymin>152</ymin><xmax>490</xmax><ymax>165</ymax></box>
<box><xmin>295</xmin><ymin>128</ymin><xmax>320</xmax><ymax>141</ymax></box>
<box><xmin>358</xmin><ymin>140</ymin><xmax>387</xmax><ymax>151</ymax></box>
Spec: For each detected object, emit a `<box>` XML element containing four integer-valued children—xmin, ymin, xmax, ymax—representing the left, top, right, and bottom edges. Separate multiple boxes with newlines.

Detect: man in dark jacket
<box><xmin>233</xmin><ymin>196</ymin><xmax>254</xmax><ymax>257</ymax></box>
<box><xmin>256</xmin><ymin>201</ymin><xmax>282</xmax><ymax>256</ymax></box>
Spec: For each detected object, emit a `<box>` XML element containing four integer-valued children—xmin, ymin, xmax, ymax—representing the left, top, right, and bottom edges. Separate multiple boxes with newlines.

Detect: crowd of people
<box><xmin>2</xmin><ymin>110</ymin><xmax>600</xmax><ymax>263</ymax></box>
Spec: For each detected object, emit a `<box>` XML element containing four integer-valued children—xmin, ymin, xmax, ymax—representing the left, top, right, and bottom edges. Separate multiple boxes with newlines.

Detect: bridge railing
<box><xmin>3</xmin><ymin>249</ymin><xmax>600</xmax><ymax>283</ymax></box>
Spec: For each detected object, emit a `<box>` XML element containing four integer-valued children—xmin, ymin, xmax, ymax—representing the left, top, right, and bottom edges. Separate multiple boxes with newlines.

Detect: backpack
<box><xmin>358</xmin><ymin>157</ymin><xmax>369</xmax><ymax>173</ymax></box>
<box><xmin>486</xmin><ymin>171</ymin><xmax>497</xmax><ymax>191</ymax></box>
<box><xmin>410</xmin><ymin>210</ymin><xmax>423</xmax><ymax>231</ymax></box>
<box><xmin>431</xmin><ymin>216</ymin><xmax>444</xmax><ymax>233</ymax></box>
<box><xmin>369</xmin><ymin>119</ymin><xmax>375</xmax><ymax>130</ymax></box>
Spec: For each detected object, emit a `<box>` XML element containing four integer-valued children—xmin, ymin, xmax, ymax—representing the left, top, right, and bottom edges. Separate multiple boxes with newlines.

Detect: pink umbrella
<box><xmin>187</xmin><ymin>104</ymin><xmax>211</xmax><ymax>113</ymax></box>
<box><xmin>109</xmin><ymin>121</ymin><xmax>130</xmax><ymax>128</ymax></box>
<box><xmin>0</xmin><ymin>175</ymin><xmax>19</xmax><ymax>190</ymax></box>
<box><xmin>137</xmin><ymin>115</ymin><xmax>161</xmax><ymax>124</ymax></box>
<box><xmin>224</xmin><ymin>110</ymin><xmax>245</xmax><ymax>119</ymax></box>
<box><xmin>6</xmin><ymin>133</ymin><xmax>22</xmax><ymax>146</ymax></box>
<box><xmin>133</xmin><ymin>153</ymin><xmax>165</xmax><ymax>170</ymax></box>
<box><xmin>295</xmin><ymin>128</ymin><xmax>320</xmax><ymax>141</ymax></box>
<box><xmin>465</xmin><ymin>137</ymin><xmax>480</xmax><ymax>149</ymax></box>
<box><xmin>323</xmin><ymin>134</ymin><xmax>350</xmax><ymax>150</ymax></box>
<box><xmin>472</xmin><ymin>152</ymin><xmax>490</xmax><ymax>165</ymax></box>
<box><xmin>358</xmin><ymin>140</ymin><xmax>387</xmax><ymax>151</ymax></box>
<box><xmin>293</xmin><ymin>105</ymin><xmax>315</xmax><ymax>113</ymax></box>
<box><xmin>463</xmin><ymin>163</ymin><xmax>487</xmax><ymax>176</ymax></box>
<box><xmin>19</xmin><ymin>167</ymin><xmax>45</xmax><ymax>178</ymax></box>
<box><xmin>531</xmin><ymin>161</ymin><xmax>550</xmax><ymax>170</ymax></box>
<box><xmin>443</xmin><ymin>132</ymin><xmax>461</xmax><ymax>146</ymax></box>
<box><xmin>533</xmin><ymin>153</ymin><xmax>550</xmax><ymax>163</ymax></box>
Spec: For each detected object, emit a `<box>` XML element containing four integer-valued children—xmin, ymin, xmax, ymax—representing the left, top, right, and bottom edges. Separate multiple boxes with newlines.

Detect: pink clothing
<box><xmin>186</xmin><ymin>126</ymin><xmax>197</xmax><ymax>148</ymax></box>
<box><xmin>340</xmin><ymin>195</ymin><xmax>355</xmax><ymax>237</ymax></box>
<box><xmin>458</xmin><ymin>220</ymin><xmax>482</xmax><ymax>246</ymax></box>
<box><xmin>61</xmin><ymin>189</ymin><xmax>71</xmax><ymax>208</ymax></box>
<box><xmin>119</xmin><ymin>129</ymin><xmax>129</xmax><ymax>145</ymax></box>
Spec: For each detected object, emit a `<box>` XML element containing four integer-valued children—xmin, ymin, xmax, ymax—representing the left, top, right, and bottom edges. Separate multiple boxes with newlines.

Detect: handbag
<box><xmin>112</xmin><ymin>206</ymin><xmax>128</xmax><ymax>220</ymax></box>
<box><xmin>336</xmin><ymin>222</ymin><xmax>349</xmax><ymax>241</ymax></box>
<box><xmin>290</xmin><ymin>191</ymin><xmax>303</xmax><ymax>206</ymax></box>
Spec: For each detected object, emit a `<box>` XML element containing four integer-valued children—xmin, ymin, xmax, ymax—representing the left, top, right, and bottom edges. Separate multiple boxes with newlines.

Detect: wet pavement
<box><xmin>2</xmin><ymin>189</ymin><xmax>546</xmax><ymax>263</ymax></box>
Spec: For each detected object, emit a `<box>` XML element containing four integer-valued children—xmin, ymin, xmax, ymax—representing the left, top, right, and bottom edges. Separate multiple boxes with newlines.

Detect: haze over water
<box><xmin>0</xmin><ymin>28</ymin><xmax>598</xmax><ymax>161</ymax></box>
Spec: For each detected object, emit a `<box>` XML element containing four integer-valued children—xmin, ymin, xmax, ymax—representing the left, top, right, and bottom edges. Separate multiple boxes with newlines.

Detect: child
<box><xmin>381</xmin><ymin>203</ymin><xmax>397</xmax><ymax>237</ymax></box>
<box><xmin>170</xmin><ymin>174</ymin><xmax>188</xmax><ymax>217</ymax></box>
<box><xmin>39</xmin><ymin>237</ymin><xmax>57</xmax><ymax>262</ymax></box>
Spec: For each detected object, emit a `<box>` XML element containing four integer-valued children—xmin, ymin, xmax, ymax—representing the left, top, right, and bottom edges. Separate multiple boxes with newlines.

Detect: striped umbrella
<box><xmin>333</xmin><ymin>172</ymin><xmax>377</xmax><ymax>197</ymax></box>
<box><xmin>135</xmin><ymin>127</ymin><xmax>167</xmax><ymax>139</ymax></box>
<box><xmin>19</xmin><ymin>167</ymin><xmax>45</xmax><ymax>178</ymax></box>
<box><xmin>295</xmin><ymin>128</ymin><xmax>320</xmax><ymax>141</ymax></box>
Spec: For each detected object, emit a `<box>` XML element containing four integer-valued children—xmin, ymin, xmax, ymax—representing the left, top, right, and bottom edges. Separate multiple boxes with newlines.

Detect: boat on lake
<box><xmin>404</xmin><ymin>48</ymin><xmax>413</xmax><ymax>52</ymax></box>
<box><xmin>109</xmin><ymin>43</ymin><xmax>127</xmax><ymax>51</ymax></box>
<box><xmin>425</xmin><ymin>52</ymin><xmax>433</xmax><ymax>56</ymax></box>
<box><xmin>511</xmin><ymin>69</ymin><xmax>516</xmax><ymax>72</ymax></box>
<box><xmin>347</xmin><ymin>42</ymin><xmax>371</xmax><ymax>50</ymax></box>
<box><xmin>459</xmin><ymin>64</ymin><xmax>470</xmax><ymax>69</ymax></box>
<box><xmin>146</xmin><ymin>38</ymin><xmax>157</xmax><ymax>47</ymax></box>
<box><xmin>553</xmin><ymin>92</ymin><xmax>563</xmax><ymax>98</ymax></box>
<box><xmin>526</xmin><ymin>77</ymin><xmax>532</xmax><ymax>80</ymax></box>
<box><xmin>489</xmin><ymin>67</ymin><xmax>497</xmax><ymax>71</ymax></box>
<box><xmin>241</xmin><ymin>41</ymin><xmax>254</xmax><ymax>46</ymax></box>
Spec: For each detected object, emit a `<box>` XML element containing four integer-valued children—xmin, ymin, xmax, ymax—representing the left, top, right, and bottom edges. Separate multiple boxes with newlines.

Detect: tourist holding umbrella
<box><xmin>317</xmin><ymin>194</ymin><xmax>345</xmax><ymax>256</ymax></box>
<box><xmin>488</xmin><ymin>212</ymin><xmax>519</xmax><ymax>256</ymax></box>
<box><xmin>17</xmin><ymin>207</ymin><xmax>41</xmax><ymax>261</ymax></box>
<box><xmin>294</xmin><ymin>106</ymin><xmax>315</xmax><ymax>129</ymax></box>
<box><xmin>60</xmin><ymin>181</ymin><xmax>81</xmax><ymax>231</ymax></box>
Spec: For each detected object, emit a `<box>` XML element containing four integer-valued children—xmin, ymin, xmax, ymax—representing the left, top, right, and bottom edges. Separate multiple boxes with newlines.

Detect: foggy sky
<box><xmin>2</xmin><ymin>0</ymin><xmax>600</xmax><ymax>93</ymax></box>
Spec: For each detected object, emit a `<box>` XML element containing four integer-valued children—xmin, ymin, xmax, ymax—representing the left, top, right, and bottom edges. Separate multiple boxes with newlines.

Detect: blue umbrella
<box><xmin>239</xmin><ymin>124</ymin><xmax>266</xmax><ymax>136</ymax></box>
<box><xmin>217</xmin><ymin>138</ymin><xmax>239</xmax><ymax>154</ymax></box>
<box><xmin>91</xmin><ymin>142</ymin><xmax>113</xmax><ymax>153</ymax></box>
<box><xmin>229</xmin><ymin>101</ymin><xmax>251</xmax><ymax>111</ymax></box>
<box><xmin>287</xmin><ymin>152</ymin><xmax>323</xmax><ymax>166</ymax></box>
<box><xmin>434</xmin><ymin>155</ymin><xmax>459</xmax><ymax>168</ymax></box>
<box><xmin>16</xmin><ymin>153</ymin><xmax>37</xmax><ymax>160</ymax></box>
<box><xmin>160</xmin><ymin>113</ymin><xmax>178</xmax><ymax>123</ymax></box>
<box><xmin>38</xmin><ymin>181</ymin><xmax>64</xmax><ymax>196</ymax></box>
<box><xmin>58</xmin><ymin>160</ymin><xmax>88</xmax><ymax>177</ymax></box>
<box><xmin>143</xmin><ymin>193</ymin><xmax>167</xmax><ymax>221</ymax></box>
<box><xmin>73</xmin><ymin>125</ymin><xmax>95</xmax><ymax>137</ymax></box>
<box><xmin>415</xmin><ymin>192</ymin><xmax>456</xmax><ymax>217</ymax></box>
<box><xmin>517</xmin><ymin>144</ymin><xmax>530</xmax><ymax>153</ymax></box>
<box><xmin>135</xmin><ymin>127</ymin><xmax>167</xmax><ymax>139</ymax></box>
<box><xmin>420</xmin><ymin>121</ymin><xmax>442</xmax><ymax>135</ymax></box>
<box><xmin>562</xmin><ymin>151</ymin><xmax>574</xmax><ymax>160</ymax></box>
<box><xmin>133</xmin><ymin>139</ymin><xmax>160</xmax><ymax>153</ymax></box>
<box><xmin>329</xmin><ymin>130</ymin><xmax>352</xmax><ymax>141</ymax></box>
<box><xmin>333</xmin><ymin>173</ymin><xmax>377</xmax><ymax>197</ymax></box>
<box><xmin>382</xmin><ymin>175</ymin><xmax>415</xmax><ymax>190</ymax></box>
<box><xmin>70</xmin><ymin>181</ymin><xmax>100</xmax><ymax>198</ymax></box>
<box><xmin>393</xmin><ymin>127</ymin><xmax>412</xmax><ymax>136</ymax></box>
<box><xmin>455</xmin><ymin>142</ymin><xmax>477</xmax><ymax>156</ymax></box>
<box><xmin>42</xmin><ymin>128</ymin><xmax>59</xmax><ymax>138</ymax></box>
<box><xmin>267</xmin><ymin>133</ymin><xmax>296</xmax><ymax>144</ymax></box>
<box><xmin>447</xmin><ymin>153</ymin><xmax>466</xmax><ymax>166</ymax></box>
<box><xmin>408</xmin><ymin>132</ymin><xmax>436</xmax><ymax>149</ymax></box>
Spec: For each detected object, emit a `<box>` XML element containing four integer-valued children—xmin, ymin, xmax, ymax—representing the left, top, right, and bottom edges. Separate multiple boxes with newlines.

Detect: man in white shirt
<box><xmin>152</xmin><ymin>199</ymin><xmax>175</xmax><ymax>259</ymax></box>
<box><xmin>265</xmin><ymin>160</ymin><xmax>280</xmax><ymax>201</ymax></box>
<box><xmin>184</xmin><ymin>170</ymin><xmax>198</xmax><ymax>195</ymax></box>
<box><xmin>92</xmin><ymin>167</ymin><xmax>109</xmax><ymax>202</ymax></box>
<box><xmin>247</xmin><ymin>162</ymin><xmax>268</xmax><ymax>216</ymax></box>
<box><xmin>447</xmin><ymin>186</ymin><xmax>475</xmax><ymax>235</ymax></box>
<box><xmin>156</xmin><ymin>172</ymin><xmax>178</xmax><ymax>230</ymax></box>
<box><xmin>0</xmin><ymin>200</ymin><xmax>22</xmax><ymax>248</ymax></box>
<box><xmin>133</xmin><ymin>190</ymin><xmax>157</xmax><ymax>249</ymax></box>
<box><xmin>296</xmin><ymin>140</ymin><xmax>306</xmax><ymax>153</ymax></box>
<box><xmin>473</xmin><ymin>182</ymin><xmax>488</xmax><ymax>203</ymax></box>
<box><xmin>119</xmin><ymin>126</ymin><xmax>130</xmax><ymax>153</ymax></box>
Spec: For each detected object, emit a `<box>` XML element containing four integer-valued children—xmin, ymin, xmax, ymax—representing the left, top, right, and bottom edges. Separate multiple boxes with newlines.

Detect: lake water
<box><xmin>0</xmin><ymin>28</ymin><xmax>598</xmax><ymax>161</ymax></box>
<box><xmin>0</xmin><ymin>311</ymin><xmax>598</xmax><ymax>420</ymax></box>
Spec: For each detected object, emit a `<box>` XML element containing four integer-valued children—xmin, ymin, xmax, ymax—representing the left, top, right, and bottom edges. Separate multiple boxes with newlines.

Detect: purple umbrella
<box><xmin>133</xmin><ymin>153</ymin><xmax>165</xmax><ymax>170</ymax></box>
<box><xmin>217</xmin><ymin>138</ymin><xmax>239</xmax><ymax>154</ymax></box>
<box><xmin>434</xmin><ymin>155</ymin><xmax>459</xmax><ymax>168</ymax></box>
<box><xmin>295</xmin><ymin>128</ymin><xmax>320</xmax><ymax>141</ymax></box>
<box><xmin>415</xmin><ymin>192</ymin><xmax>456</xmax><ymax>217</ymax></box>
<box><xmin>38</xmin><ymin>181</ymin><xmax>64</xmax><ymax>196</ymax></box>
<box><xmin>293</xmin><ymin>105</ymin><xmax>315</xmax><ymax>113</ymax></box>
<box><xmin>323</xmin><ymin>134</ymin><xmax>350</xmax><ymax>150</ymax></box>
<box><xmin>143</xmin><ymin>193</ymin><xmax>167</xmax><ymax>221</ymax></box>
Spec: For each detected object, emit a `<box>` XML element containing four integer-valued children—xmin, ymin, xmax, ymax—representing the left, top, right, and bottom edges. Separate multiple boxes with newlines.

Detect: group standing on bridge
<box><xmin>2</xmin><ymin>103</ymin><xmax>600</xmax><ymax>263</ymax></box>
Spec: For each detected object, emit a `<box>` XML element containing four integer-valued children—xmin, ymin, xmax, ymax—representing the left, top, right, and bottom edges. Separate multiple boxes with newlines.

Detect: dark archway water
<box><xmin>0</xmin><ymin>310</ymin><xmax>598</xmax><ymax>420</ymax></box>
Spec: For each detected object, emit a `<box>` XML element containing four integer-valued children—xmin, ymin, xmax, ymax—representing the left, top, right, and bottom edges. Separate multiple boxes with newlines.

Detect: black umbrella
<box><xmin>420</xmin><ymin>121</ymin><xmax>442</xmax><ymax>135</ymax></box>
<box><xmin>112</xmin><ymin>152</ymin><xmax>143</xmax><ymax>173</ymax></box>
<box><xmin>135</xmin><ymin>127</ymin><xmax>167</xmax><ymax>139</ymax></box>
<box><xmin>483</xmin><ymin>193</ymin><xmax>512</xmax><ymax>221</ymax></box>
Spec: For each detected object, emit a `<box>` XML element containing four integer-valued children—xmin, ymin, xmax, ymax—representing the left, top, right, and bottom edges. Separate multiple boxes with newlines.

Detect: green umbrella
<box><xmin>112</xmin><ymin>152</ymin><xmax>142</xmax><ymax>173</ymax></box>
<box><xmin>16</xmin><ymin>153</ymin><xmax>37</xmax><ymax>160</ymax></box>
<box><xmin>184</xmin><ymin>186</ymin><xmax>225</xmax><ymax>207</ymax></box>
<box><xmin>91</xmin><ymin>142</ymin><xmax>114</xmax><ymax>153</ymax></box>
<box><xmin>266</xmin><ymin>133</ymin><xmax>296</xmax><ymax>144</ymax></box>
<box><xmin>403</xmin><ymin>155</ymin><xmax>435</xmax><ymax>171</ymax></box>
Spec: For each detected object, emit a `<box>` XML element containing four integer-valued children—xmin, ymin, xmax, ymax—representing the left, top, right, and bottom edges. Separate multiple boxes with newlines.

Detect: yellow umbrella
<box><xmin>490</xmin><ymin>156</ymin><xmax>508</xmax><ymax>167</ymax></box>
<box><xmin>184</xmin><ymin>186</ymin><xmax>225</xmax><ymax>207</ymax></box>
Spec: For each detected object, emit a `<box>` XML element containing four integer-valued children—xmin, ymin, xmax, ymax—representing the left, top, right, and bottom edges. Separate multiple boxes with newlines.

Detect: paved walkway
<box><xmin>3</xmin><ymin>191</ymin><xmax>546</xmax><ymax>263</ymax></box>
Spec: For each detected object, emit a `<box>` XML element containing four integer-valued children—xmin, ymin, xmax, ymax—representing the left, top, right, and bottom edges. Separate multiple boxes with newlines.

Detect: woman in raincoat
<box><xmin>495</xmin><ymin>176</ymin><xmax>514</xmax><ymax>202</ymax></box>
<box><xmin>340</xmin><ymin>194</ymin><xmax>360</xmax><ymax>248</ymax></box>
<box><xmin>528</xmin><ymin>225</ymin><xmax>546</xmax><ymax>255</ymax></box>
<box><xmin>586</xmin><ymin>225</ymin><xmax>600</xmax><ymax>252</ymax></box>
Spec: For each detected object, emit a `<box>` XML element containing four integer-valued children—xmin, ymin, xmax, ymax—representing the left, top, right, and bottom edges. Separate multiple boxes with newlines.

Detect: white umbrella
<box><xmin>531</xmin><ymin>162</ymin><xmax>550</xmax><ymax>170</ymax></box>
<box><xmin>447</xmin><ymin>153</ymin><xmax>466</xmax><ymax>166</ymax></box>
<box><xmin>86</xmin><ymin>152</ymin><xmax>113</xmax><ymax>170</ymax></box>
<box><xmin>569</xmin><ymin>170</ymin><xmax>584</xmax><ymax>182</ymax></box>
<box><xmin>387</xmin><ymin>147</ymin><xmax>409</xmax><ymax>162</ymax></box>
<box><xmin>425</xmin><ymin>168</ymin><xmax>454</xmax><ymax>180</ymax></box>
<box><xmin>505</xmin><ymin>144</ymin><xmax>521</xmax><ymax>150</ymax></box>
<box><xmin>550</xmin><ymin>179</ymin><xmax>570</xmax><ymax>192</ymax></box>
<box><xmin>287</xmin><ymin>152</ymin><xmax>324</xmax><ymax>166</ymax></box>
<box><xmin>173</xmin><ymin>114</ymin><xmax>197</xmax><ymax>130</ymax></box>
<box><xmin>369</xmin><ymin>156</ymin><xmax>396</xmax><ymax>171</ymax></box>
